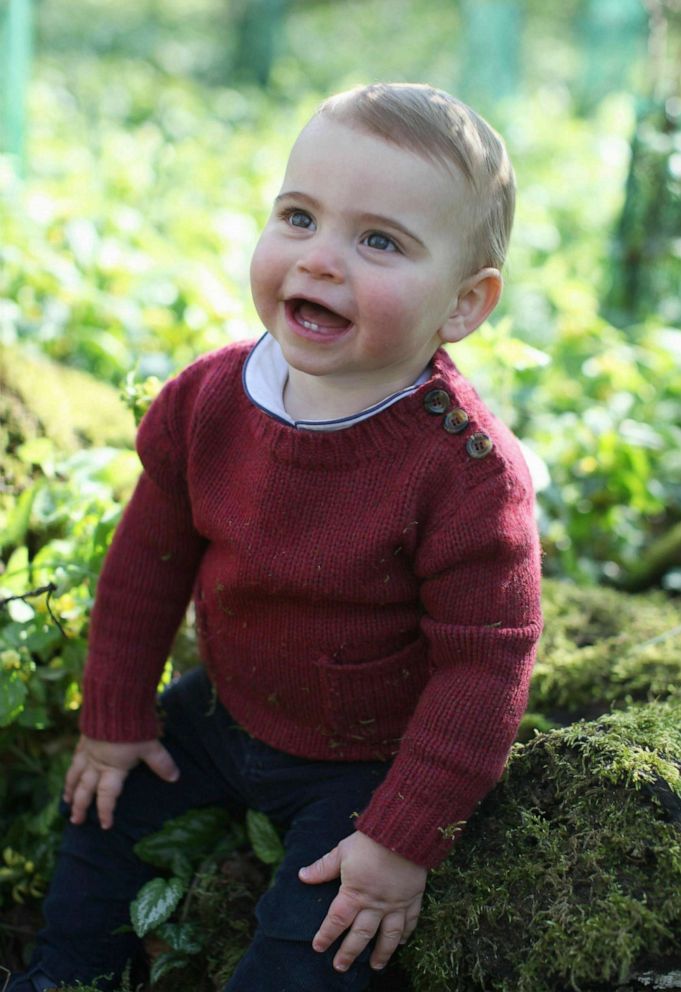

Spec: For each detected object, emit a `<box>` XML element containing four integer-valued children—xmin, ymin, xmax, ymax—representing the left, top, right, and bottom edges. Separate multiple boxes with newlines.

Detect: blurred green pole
<box><xmin>1</xmin><ymin>0</ymin><xmax>33</xmax><ymax>174</ymax></box>
<box><xmin>458</xmin><ymin>0</ymin><xmax>522</xmax><ymax>109</ymax></box>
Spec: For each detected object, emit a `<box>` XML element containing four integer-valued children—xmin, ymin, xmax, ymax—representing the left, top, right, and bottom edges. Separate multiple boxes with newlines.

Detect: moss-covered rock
<box><xmin>404</xmin><ymin>698</ymin><xmax>681</xmax><ymax>992</ymax></box>
<box><xmin>521</xmin><ymin>580</ymin><xmax>681</xmax><ymax>737</ymax></box>
<box><xmin>0</xmin><ymin>344</ymin><xmax>134</xmax><ymax>489</ymax></box>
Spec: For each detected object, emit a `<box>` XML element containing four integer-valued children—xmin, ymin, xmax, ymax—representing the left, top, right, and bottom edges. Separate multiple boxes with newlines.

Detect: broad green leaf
<box><xmin>155</xmin><ymin>921</ymin><xmax>203</xmax><ymax>954</ymax></box>
<box><xmin>16</xmin><ymin>438</ymin><xmax>57</xmax><ymax>467</ymax></box>
<box><xmin>170</xmin><ymin>853</ymin><xmax>194</xmax><ymax>886</ymax></box>
<box><xmin>17</xmin><ymin>704</ymin><xmax>50</xmax><ymax>729</ymax></box>
<box><xmin>0</xmin><ymin>670</ymin><xmax>28</xmax><ymax>727</ymax></box>
<box><xmin>134</xmin><ymin>806</ymin><xmax>232</xmax><ymax>871</ymax></box>
<box><xmin>1</xmin><ymin>546</ymin><xmax>30</xmax><ymax>594</ymax></box>
<box><xmin>149</xmin><ymin>950</ymin><xmax>191</xmax><ymax>985</ymax></box>
<box><xmin>2</xmin><ymin>487</ymin><xmax>38</xmax><ymax>551</ymax></box>
<box><xmin>6</xmin><ymin>599</ymin><xmax>34</xmax><ymax>623</ymax></box>
<box><xmin>246</xmin><ymin>810</ymin><xmax>285</xmax><ymax>866</ymax></box>
<box><xmin>130</xmin><ymin>876</ymin><xmax>186</xmax><ymax>938</ymax></box>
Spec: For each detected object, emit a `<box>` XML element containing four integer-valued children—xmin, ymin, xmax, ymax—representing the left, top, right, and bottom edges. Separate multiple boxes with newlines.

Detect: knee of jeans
<box><xmin>57</xmin><ymin>797</ymin><xmax>99</xmax><ymax>828</ymax></box>
<box><xmin>227</xmin><ymin>931</ymin><xmax>373</xmax><ymax>992</ymax></box>
<box><xmin>254</xmin><ymin>863</ymin><xmax>339</xmax><ymax>942</ymax></box>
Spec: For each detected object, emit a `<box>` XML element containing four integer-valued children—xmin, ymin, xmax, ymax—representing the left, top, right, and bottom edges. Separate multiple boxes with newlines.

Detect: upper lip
<box><xmin>284</xmin><ymin>292</ymin><xmax>353</xmax><ymax>324</ymax></box>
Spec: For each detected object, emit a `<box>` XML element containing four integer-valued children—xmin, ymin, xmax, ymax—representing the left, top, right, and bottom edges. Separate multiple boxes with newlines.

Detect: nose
<box><xmin>296</xmin><ymin>236</ymin><xmax>345</xmax><ymax>282</ymax></box>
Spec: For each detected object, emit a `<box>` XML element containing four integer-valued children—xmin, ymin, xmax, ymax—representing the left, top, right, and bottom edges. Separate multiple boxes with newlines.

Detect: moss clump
<box><xmin>403</xmin><ymin>698</ymin><xmax>681</xmax><ymax>992</ymax></box>
<box><xmin>0</xmin><ymin>344</ymin><xmax>134</xmax><ymax>483</ymax></box>
<box><xmin>522</xmin><ymin>580</ymin><xmax>681</xmax><ymax>735</ymax></box>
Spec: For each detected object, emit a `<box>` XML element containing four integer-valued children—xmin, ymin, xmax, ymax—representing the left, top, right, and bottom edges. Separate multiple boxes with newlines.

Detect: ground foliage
<box><xmin>0</xmin><ymin>45</ymin><xmax>679</xmax><ymax>586</ymax></box>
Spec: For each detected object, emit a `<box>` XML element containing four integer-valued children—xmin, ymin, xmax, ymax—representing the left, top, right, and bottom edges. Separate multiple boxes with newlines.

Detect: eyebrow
<box><xmin>275</xmin><ymin>190</ymin><xmax>426</xmax><ymax>247</ymax></box>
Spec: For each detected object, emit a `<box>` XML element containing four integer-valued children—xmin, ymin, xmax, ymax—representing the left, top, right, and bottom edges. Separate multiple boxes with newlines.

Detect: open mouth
<box><xmin>286</xmin><ymin>298</ymin><xmax>352</xmax><ymax>334</ymax></box>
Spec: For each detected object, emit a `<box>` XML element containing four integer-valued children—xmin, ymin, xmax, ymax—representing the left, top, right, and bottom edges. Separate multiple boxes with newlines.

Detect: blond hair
<box><xmin>314</xmin><ymin>82</ymin><xmax>515</xmax><ymax>274</ymax></box>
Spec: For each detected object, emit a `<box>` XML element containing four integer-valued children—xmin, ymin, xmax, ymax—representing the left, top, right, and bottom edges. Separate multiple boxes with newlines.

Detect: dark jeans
<box><xmin>24</xmin><ymin>668</ymin><xmax>391</xmax><ymax>991</ymax></box>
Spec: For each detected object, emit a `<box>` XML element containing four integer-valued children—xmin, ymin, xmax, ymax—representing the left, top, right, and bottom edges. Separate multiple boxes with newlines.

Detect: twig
<box><xmin>0</xmin><ymin>583</ymin><xmax>67</xmax><ymax>637</ymax></box>
<box><xmin>631</xmin><ymin>624</ymin><xmax>681</xmax><ymax>652</ymax></box>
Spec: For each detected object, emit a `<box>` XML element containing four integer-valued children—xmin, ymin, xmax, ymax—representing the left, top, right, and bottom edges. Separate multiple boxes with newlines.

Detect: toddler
<box><xmin>9</xmin><ymin>82</ymin><xmax>542</xmax><ymax>992</ymax></box>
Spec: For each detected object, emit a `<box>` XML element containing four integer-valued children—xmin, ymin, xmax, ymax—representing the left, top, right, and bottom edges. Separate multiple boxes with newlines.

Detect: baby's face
<box><xmin>250</xmin><ymin>115</ymin><xmax>472</xmax><ymax>395</ymax></box>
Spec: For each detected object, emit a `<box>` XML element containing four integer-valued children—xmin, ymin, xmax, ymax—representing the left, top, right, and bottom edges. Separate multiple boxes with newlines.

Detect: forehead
<box><xmin>281</xmin><ymin>116</ymin><xmax>467</xmax><ymax>230</ymax></box>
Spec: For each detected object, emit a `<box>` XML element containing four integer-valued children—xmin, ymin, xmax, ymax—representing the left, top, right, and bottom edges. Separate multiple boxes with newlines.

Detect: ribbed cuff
<box><xmin>80</xmin><ymin>672</ymin><xmax>160</xmax><ymax>742</ymax></box>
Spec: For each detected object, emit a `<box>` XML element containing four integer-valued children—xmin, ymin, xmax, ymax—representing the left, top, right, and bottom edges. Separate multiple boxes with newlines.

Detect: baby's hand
<box><xmin>298</xmin><ymin>830</ymin><xmax>427</xmax><ymax>973</ymax></box>
<box><xmin>63</xmin><ymin>734</ymin><xmax>180</xmax><ymax>829</ymax></box>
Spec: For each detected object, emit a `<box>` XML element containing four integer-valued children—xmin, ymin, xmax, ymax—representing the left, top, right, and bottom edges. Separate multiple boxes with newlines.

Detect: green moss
<box><xmin>522</xmin><ymin>580</ymin><xmax>681</xmax><ymax>735</ymax></box>
<box><xmin>404</xmin><ymin>698</ymin><xmax>681</xmax><ymax>992</ymax></box>
<box><xmin>0</xmin><ymin>344</ymin><xmax>134</xmax><ymax>469</ymax></box>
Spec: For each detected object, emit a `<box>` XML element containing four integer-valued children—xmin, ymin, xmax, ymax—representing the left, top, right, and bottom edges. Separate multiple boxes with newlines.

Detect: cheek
<box><xmin>362</xmin><ymin>281</ymin><xmax>422</xmax><ymax>333</ymax></box>
<box><xmin>249</xmin><ymin>236</ymin><xmax>280</xmax><ymax>314</ymax></box>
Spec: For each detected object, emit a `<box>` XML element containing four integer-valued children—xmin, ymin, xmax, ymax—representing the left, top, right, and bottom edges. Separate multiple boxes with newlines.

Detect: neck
<box><xmin>283</xmin><ymin>367</ymin><xmax>427</xmax><ymax>421</ymax></box>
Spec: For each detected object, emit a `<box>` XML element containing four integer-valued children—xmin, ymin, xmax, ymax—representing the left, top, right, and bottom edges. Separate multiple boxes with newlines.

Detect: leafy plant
<box><xmin>0</xmin><ymin>443</ymin><xmax>132</xmax><ymax>907</ymax></box>
<box><xmin>128</xmin><ymin>807</ymin><xmax>283</xmax><ymax>985</ymax></box>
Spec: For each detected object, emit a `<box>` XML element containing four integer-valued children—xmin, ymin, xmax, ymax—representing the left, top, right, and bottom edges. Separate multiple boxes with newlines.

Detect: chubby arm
<box><xmin>64</xmin><ymin>734</ymin><xmax>180</xmax><ymax>829</ymax></box>
<box><xmin>299</xmin><ymin>830</ymin><xmax>427</xmax><ymax>973</ymax></box>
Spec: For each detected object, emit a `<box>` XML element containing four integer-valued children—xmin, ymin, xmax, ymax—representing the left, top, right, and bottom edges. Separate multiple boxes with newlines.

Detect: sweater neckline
<box><xmin>242</xmin><ymin>333</ymin><xmax>431</xmax><ymax>432</ymax></box>
<box><xmin>233</xmin><ymin>344</ymin><xmax>471</xmax><ymax>468</ymax></box>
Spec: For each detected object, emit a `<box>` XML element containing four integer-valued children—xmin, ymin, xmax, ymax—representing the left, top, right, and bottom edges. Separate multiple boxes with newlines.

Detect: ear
<box><xmin>439</xmin><ymin>268</ymin><xmax>503</xmax><ymax>344</ymax></box>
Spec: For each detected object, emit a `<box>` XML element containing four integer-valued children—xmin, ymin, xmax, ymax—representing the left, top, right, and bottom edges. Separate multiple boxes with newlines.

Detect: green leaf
<box><xmin>17</xmin><ymin>704</ymin><xmax>50</xmax><ymax>729</ymax></box>
<box><xmin>130</xmin><ymin>876</ymin><xmax>186</xmax><ymax>938</ymax></box>
<box><xmin>134</xmin><ymin>805</ymin><xmax>232</xmax><ymax>871</ymax></box>
<box><xmin>149</xmin><ymin>950</ymin><xmax>191</xmax><ymax>985</ymax></box>
<box><xmin>0</xmin><ymin>670</ymin><xmax>28</xmax><ymax>727</ymax></box>
<box><xmin>1</xmin><ymin>546</ymin><xmax>30</xmax><ymax>594</ymax></box>
<box><xmin>155</xmin><ymin>920</ymin><xmax>203</xmax><ymax>954</ymax></box>
<box><xmin>246</xmin><ymin>810</ymin><xmax>285</xmax><ymax>866</ymax></box>
<box><xmin>16</xmin><ymin>437</ymin><xmax>58</xmax><ymax>467</ymax></box>
<box><xmin>6</xmin><ymin>598</ymin><xmax>35</xmax><ymax>623</ymax></box>
<box><xmin>2</xmin><ymin>486</ymin><xmax>38</xmax><ymax>551</ymax></box>
<box><xmin>169</xmin><ymin>852</ymin><xmax>194</xmax><ymax>886</ymax></box>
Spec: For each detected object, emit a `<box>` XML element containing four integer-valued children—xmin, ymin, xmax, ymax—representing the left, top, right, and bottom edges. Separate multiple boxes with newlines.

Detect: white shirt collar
<box><xmin>242</xmin><ymin>333</ymin><xmax>430</xmax><ymax>432</ymax></box>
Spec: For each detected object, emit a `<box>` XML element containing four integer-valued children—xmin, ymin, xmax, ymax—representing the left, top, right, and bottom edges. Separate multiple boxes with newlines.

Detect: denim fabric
<box><xmin>5</xmin><ymin>967</ymin><xmax>58</xmax><ymax>991</ymax></box>
<box><xmin>21</xmin><ymin>668</ymin><xmax>391</xmax><ymax>991</ymax></box>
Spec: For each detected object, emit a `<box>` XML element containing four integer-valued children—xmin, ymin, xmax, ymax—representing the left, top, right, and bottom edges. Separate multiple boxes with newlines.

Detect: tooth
<box><xmin>301</xmin><ymin>319</ymin><xmax>320</xmax><ymax>331</ymax></box>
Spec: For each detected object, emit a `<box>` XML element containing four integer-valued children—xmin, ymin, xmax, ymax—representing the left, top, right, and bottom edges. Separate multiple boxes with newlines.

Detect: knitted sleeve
<box><xmin>354</xmin><ymin>464</ymin><xmax>542</xmax><ymax>868</ymax></box>
<box><xmin>79</xmin><ymin>373</ymin><xmax>207</xmax><ymax>741</ymax></box>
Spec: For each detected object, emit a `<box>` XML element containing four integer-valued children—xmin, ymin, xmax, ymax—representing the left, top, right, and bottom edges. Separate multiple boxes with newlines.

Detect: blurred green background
<box><xmin>1</xmin><ymin>0</ymin><xmax>680</xmax><ymax>587</ymax></box>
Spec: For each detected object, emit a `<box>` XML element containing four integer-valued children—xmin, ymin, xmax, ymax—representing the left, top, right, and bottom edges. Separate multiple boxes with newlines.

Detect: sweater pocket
<box><xmin>315</xmin><ymin>636</ymin><xmax>429</xmax><ymax>745</ymax></box>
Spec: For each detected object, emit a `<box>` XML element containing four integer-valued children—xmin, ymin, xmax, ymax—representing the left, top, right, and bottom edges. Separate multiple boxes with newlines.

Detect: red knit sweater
<box><xmin>81</xmin><ymin>340</ymin><xmax>542</xmax><ymax>867</ymax></box>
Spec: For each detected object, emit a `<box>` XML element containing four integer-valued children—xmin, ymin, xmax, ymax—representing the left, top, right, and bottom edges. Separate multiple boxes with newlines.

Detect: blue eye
<box><xmin>364</xmin><ymin>232</ymin><xmax>398</xmax><ymax>252</ymax></box>
<box><xmin>286</xmin><ymin>210</ymin><xmax>314</xmax><ymax>229</ymax></box>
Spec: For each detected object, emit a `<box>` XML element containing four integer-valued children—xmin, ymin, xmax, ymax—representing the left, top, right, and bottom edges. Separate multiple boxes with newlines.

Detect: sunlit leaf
<box><xmin>246</xmin><ymin>809</ymin><xmax>284</xmax><ymax>866</ymax></box>
<box><xmin>130</xmin><ymin>876</ymin><xmax>186</xmax><ymax>938</ymax></box>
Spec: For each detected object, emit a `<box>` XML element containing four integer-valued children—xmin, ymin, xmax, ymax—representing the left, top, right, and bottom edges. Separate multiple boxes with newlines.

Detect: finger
<box><xmin>96</xmin><ymin>767</ymin><xmax>128</xmax><ymax>830</ymax></box>
<box><xmin>69</xmin><ymin>767</ymin><xmax>100</xmax><ymax>825</ymax></box>
<box><xmin>332</xmin><ymin>909</ymin><xmax>382</xmax><ymax>973</ymax></box>
<box><xmin>63</xmin><ymin>749</ymin><xmax>87</xmax><ymax>803</ymax></box>
<box><xmin>142</xmin><ymin>741</ymin><xmax>180</xmax><ymax>783</ymax></box>
<box><xmin>299</xmin><ymin>845</ymin><xmax>341</xmax><ymax>886</ymax></box>
<box><xmin>311</xmin><ymin>888</ymin><xmax>362</xmax><ymax>952</ymax></box>
<box><xmin>369</xmin><ymin>911</ymin><xmax>405</xmax><ymax>970</ymax></box>
<box><xmin>399</xmin><ymin>905</ymin><xmax>423</xmax><ymax>945</ymax></box>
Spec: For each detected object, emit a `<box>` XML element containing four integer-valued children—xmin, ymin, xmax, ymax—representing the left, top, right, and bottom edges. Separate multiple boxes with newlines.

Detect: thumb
<box><xmin>298</xmin><ymin>845</ymin><xmax>341</xmax><ymax>885</ymax></box>
<box><xmin>142</xmin><ymin>741</ymin><xmax>180</xmax><ymax>783</ymax></box>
